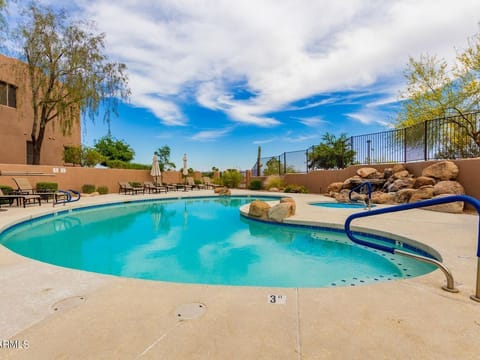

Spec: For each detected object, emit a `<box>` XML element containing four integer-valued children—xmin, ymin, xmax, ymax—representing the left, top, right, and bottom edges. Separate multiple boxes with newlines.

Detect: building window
<box><xmin>0</xmin><ymin>81</ymin><xmax>17</xmax><ymax>108</ymax></box>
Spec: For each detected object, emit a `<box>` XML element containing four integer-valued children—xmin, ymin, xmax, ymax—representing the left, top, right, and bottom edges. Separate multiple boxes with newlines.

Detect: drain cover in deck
<box><xmin>51</xmin><ymin>295</ymin><xmax>86</xmax><ymax>312</ymax></box>
<box><xmin>175</xmin><ymin>303</ymin><xmax>206</xmax><ymax>320</ymax></box>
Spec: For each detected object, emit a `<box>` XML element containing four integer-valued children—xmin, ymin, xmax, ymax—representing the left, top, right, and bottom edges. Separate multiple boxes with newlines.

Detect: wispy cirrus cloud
<box><xmin>191</xmin><ymin>128</ymin><xmax>232</xmax><ymax>141</ymax></box>
<box><xmin>73</xmin><ymin>0</ymin><xmax>480</xmax><ymax>129</ymax></box>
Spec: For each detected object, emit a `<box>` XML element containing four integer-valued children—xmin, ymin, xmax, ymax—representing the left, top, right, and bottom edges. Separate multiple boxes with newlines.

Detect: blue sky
<box><xmin>6</xmin><ymin>0</ymin><xmax>480</xmax><ymax>170</ymax></box>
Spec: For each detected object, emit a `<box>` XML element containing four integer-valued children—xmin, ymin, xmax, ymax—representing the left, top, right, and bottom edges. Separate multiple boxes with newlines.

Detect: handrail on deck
<box><xmin>348</xmin><ymin>181</ymin><xmax>373</xmax><ymax>209</ymax></box>
<box><xmin>53</xmin><ymin>189</ymin><xmax>81</xmax><ymax>207</ymax></box>
<box><xmin>344</xmin><ymin>195</ymin><xmax>480</xmax><ymax>301</ymax></box>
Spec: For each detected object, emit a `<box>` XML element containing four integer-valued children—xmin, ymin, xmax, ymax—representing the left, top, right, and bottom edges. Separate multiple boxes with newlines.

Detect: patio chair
<box><xmin>12</xmin><ymin>177</ymin><xmax>57</xmax><ymax>202</ymax></box>
<box><xmin>0</xmin><ymin>188</ymin><xmax>41</xmax><ymax>208</ymax></box>
<box><xmin>119</xmin><ymin>182</ymin><xmax>145</xmax><ymax>195</ymax></box>
<box><xmin>144</xmin><ymin>181</ymin><xmax>167</xmax><ymax>194</ymax></box>
<box><xmin>186</xmin><ymin>177</ymin><xmax>204</xmax><ymax>190</ymax></box>
<box><xmin>202</xmin><ymin>177</ymin><xmax>220</xmax><ymax>189</ymax></box>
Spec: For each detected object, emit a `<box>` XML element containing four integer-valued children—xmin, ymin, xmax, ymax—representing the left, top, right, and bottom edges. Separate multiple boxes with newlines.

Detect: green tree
<box><xmin>15</xmin><ymin>4</ymin><xmax>129</xmax><ymax>164</ymax></box>
<box><xmin>308</xmin><ymin>133</ymin><xmax>355</xmax><ymax>170</ymax></box>
<box><xmin>94</xmin><ymin>135</ymin><xmax>134</xmax><ymax>164</ymax></box>
<box><xmin>63</xmin><ymin>145</ymin><xmax>104</xmax><ymax>167</ymax></box>
<box><xmin>397</xmin><ymin>32</ymin><xmax>480</xmax><ymax>150</ymax></box>
<box><xmin>221</xmin><ymin>169</ymin><xmax>242</xmax><ymax>188</ymax></box>
<box><xmin>263</xmin><ymin>157</ymin><xmax>296</xmax><ymax>175</ymax></box>
<box><xmin>154</xmin><ymin>145</ymin><xmax>176</xmax><ymax>171</ymax></box>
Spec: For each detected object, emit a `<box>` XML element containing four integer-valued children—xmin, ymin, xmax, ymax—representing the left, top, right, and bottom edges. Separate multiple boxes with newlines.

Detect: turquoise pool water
<box><xmin>311</xmin><ymin>201</ymin><xmax>375</xmax><ymax>209</ymax></box>
<box><xmin>0</xmin><ymin>196</ymin><xmax>434</xmax><ymax>287</ymax></box>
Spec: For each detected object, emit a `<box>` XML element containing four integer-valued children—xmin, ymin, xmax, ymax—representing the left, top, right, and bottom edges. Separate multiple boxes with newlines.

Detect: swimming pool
<box><xmin>311</xmin><ymin>201</ymin><xmax>375</xmax><ymax>209</ymax></box>
<box><xmin>0</xmin><ymin>196</ymin><xmax>435</xmax><ymax>288</ymax></box>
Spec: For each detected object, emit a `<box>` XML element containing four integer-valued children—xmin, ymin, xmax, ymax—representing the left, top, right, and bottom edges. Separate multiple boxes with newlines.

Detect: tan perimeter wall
<box><xmin>0</xmin><ymin>164</ymin><xmax>188</xmax><ymax>193</ymax></box>
<box><xmin>266</xmin><ymin>158</ymin><xmax>480</xmax><ymax>200</ymax></box>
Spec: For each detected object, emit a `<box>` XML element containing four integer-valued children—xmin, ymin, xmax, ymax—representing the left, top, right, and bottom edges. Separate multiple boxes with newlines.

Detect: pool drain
<box><xmin>51</xmin><ymin>295</ymin><xmax>86</xmax><ymax>312</ymax></box>
<box><xmin>175</xmin><ymin>303</ymin><xmax>206</xmax><ymax>320</ymax></box>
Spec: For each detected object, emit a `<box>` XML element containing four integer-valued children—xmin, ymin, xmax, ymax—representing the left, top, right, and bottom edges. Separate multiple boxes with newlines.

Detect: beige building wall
<box><xmin>0</xmin><ymin>54</ymin><xmax>81</xmax><ymax>165</ymax></box>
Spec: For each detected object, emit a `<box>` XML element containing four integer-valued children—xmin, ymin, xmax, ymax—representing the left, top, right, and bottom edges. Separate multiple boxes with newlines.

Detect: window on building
<box><xmin>0</xmin><ymin>81</ymin><xmax>17</xmax><ymax>108</ymax></box>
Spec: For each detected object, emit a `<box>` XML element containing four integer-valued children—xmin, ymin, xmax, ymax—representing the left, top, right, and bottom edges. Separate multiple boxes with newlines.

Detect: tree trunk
<box><xmin>31</xmin><ymin>123</ymin><xmax>46</xmax><ymax>165</ymax></box>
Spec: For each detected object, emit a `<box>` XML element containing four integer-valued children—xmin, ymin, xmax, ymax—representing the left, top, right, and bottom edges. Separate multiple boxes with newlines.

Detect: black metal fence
<box><xmin>251</xmin><ymin>112</ymin><xmax>480</xmax><ymax>175</ymax></box>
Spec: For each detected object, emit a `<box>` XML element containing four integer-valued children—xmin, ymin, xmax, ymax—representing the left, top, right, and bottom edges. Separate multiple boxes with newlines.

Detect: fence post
<box><xmin>403</xmin><ymin>128</ymin><xmax>407</xmax><ymax>163</ymax></box>
<box><xmin>306</xmin><ymin>148</ymin><xmax>309</xmax><ymax>173</ymax></box>
<box><xmin>283</xmin><ymin>152</ymin><xmax>287</xmax><ymax>174</ymax></box>
<box><xmin>424</xmin><ymin>121</ymin><xmax>428</xmax><ymax>161</ymax></box>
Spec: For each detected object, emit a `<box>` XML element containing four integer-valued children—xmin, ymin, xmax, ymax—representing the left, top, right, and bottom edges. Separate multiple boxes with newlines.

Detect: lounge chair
<box><xmin>12</xmin><ymin>177</ymin><xmax>57</xmax><ymax>202</ymax></box>
<box><xmin>186</xmin><ymin>177</ymin><xmax>204</xmax><ymax>190</ymax></box>
<box><xmin>163</xmin><ymin>182</ymin><xmax>178</xmax><ymax>192</ymax></box>
<box><xmin>202</xmin><ymin>177</ymin><xmax>220</xmax><ymax>189</ymax></box>
<box><xmin>144</xmin><ymin>181</ymin><xmax>167</xmax><ymax>194</ymax></box>
<box><xmin>0</xmin><ymin>188</ymin><xmax>41</xmax><ymax>207</ymax></box>
<box><xmin>119</xmin><ymin>182</ymin><xmax>144</xmax><ymax>195</ymax></box>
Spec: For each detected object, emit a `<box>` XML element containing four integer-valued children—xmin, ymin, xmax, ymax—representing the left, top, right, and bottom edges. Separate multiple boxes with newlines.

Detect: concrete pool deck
<box><xmin>0</xmin><ymin>190</ymin><xmax>479</xmax><ymax>359</ymax></box>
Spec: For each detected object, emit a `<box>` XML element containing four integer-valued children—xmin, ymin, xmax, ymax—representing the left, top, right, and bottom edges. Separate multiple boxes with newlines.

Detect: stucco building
<box><xmin>0</xmin><ymin>54</ymin><xmax>81</xmax><ymax>165</ymax></box>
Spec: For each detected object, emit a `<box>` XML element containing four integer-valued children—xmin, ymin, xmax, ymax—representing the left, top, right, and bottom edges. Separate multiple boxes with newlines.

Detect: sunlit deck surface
<box><xmin>1</xmin><ymin>190</ymin><xmax>479</xmax><ymax>359</ymax></box>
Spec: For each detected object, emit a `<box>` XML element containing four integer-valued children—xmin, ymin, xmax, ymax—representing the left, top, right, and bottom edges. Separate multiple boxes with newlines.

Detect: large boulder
<box><xmin>372</xmin><ymin>191</ymin><xmax>395</xmax><ymax>204</ymax></box>
<box><xmin>392</xmin><ymin>164</ymin><xmax>406</xmax><ymax>173</ymax></box>
<box><xmin>422</xmin><ymin>161</ymin><xmax>459</xmax><ymax>180</ymax></box>
<box><xmin>268</xmin><ymin>203</ymin><xmax>294</xmax><ymax>222</ymax></box>
<box><xmin>280</xmin><ymin>197</ymin><xmax>296</xmax><ymax>215</ymax></box>
<box><xmin>327</xmin><ymin>182</ymin><xmax>344</xmax><ymax>193</ymax></box>
<box><xmin>433</xmin><ymin>181</ymin><xmax>465</xmax><ymax>196</ymax></box>
<box><xmin>357</xmin><ymin>167</ymin><xmax>379</xmax><ymax>179</ymax></box>
<box><xmin>383</xmin><ymin>168</ymin><xmax>394</xmax><ymax>179</ymax></box>
<box><xmin>425</xmin><ymin>194</ymin><xmax>464</xmax><ymax>214</ymax></box>
<box><xmin>387</xmin><ymin>178</ymin><xmax>415</xmax><ymax>192</ymax></box>
<box><xmin>249</xmin><ymin>200</ymin><xmax>270</xmax><ymax>219</ymax></box>
<box><xmin>414</xmin><ymin>176</ymin><xmax>436</xmax><ymax>188</ymax></box>
<box><xmin>409</xmin><ymin>186</ymin><xmax>434</xmax><ymax>203</ymax></box>
<box><xmin>392</xmin><ymin>170</ymin><xmax>410</xmax><ymax>180</ymax></box>
<box><xmin>342</xmin><ymin>176</ymin><xmax>362</xmax><ymax>189</ymax></box>
<box><xmin>394</xmin><ymin>189</ymin><xmax>416</xmax><ymax>203</ymax></box>
<box><xmin>334</xmin><ymin>189</ymin><xmax>351</xmax><ymax>202</ymax></box>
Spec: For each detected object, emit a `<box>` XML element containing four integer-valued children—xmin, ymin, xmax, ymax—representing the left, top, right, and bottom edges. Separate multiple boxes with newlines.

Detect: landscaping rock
<box><xmin>334</xmin><ymin>189</ymin><xmax>351</xmax><ymax>202</ymax></box>
<box><xmin>248</xmin><ymin>200</ymin><xmax>270</xmax><ymax>219</ymax></box>
<box><xmin>342</xmin><ymin>176</ymin><xmax>362</xmax><ymax>189</ymax></box>
<box><xmin>433</xmin><ymin>181</ymin><xmax>465</xmax><ymax>196</ymax></box>
<box><xmin>280</xmin><ymin>197</ymin><xmax>296</xmax><ymax>215</ymax></box>
<box><xmin>268</xmin><ymin>187</ymin><xmax>280</xmax><ymax>192</ymax></box>
<box><xmin>215</xmin><ymin>187</ymin><xmax>231</xmax><ymax>196</ymax></box>
<box><xmin>392</xmin><ymin>164</ymin><xmax>406</xmax><ymax>173</ymax></box>
<box><xmin>414</xmin><ymin>176</ymin><xmax>436</xmax><ymax>188</ymax></box>
<box><xmin>387</xmin><ymin>178</ymin><xmax>415</xmax><ymax>192</ymax></box>
<box><xmin>327</xmin><ymin>182</ymin><xmax>344</xmax><ymax>193</ymax></box>
<box><xmin>357</xmin><ymin>167</ymin><xmax>379</xmax><ymax>178</ymax></box>
<box><xmin>392</xmin><ymin>170</ymin><xmax>410</xmax><ymax>179</ymax></box>
<box><xmin>394</xmin><ymin>188</ymin><xmax>416</xmax><ymax>203</ymax></box>
<box><xmin>268</xmin><ymin>203</ymin><xmax>294</xmax><ymax>222</ymax></box>
<box><xmin>422</xmin><ymin>161</ymin><xmax>459</xmax><ymax>180</ymax></box>
<box><xmin>372</xmin><ymin>191</ymin><xmax>395</xmax><ymax>204</ymax></box>
<box><xmin>425</xmin><ymin>194</ymin><xmax>464</xmax><ymax>213</ymax></box>
<box><xmin>383</xmin><ymin>168</ymin><xmax>394</xmax><ymax>179</ymax></box>
<box><xmin>409</xmin><ymin>186</ymin><xmax>434</xmax><ymax>202</ymax></box>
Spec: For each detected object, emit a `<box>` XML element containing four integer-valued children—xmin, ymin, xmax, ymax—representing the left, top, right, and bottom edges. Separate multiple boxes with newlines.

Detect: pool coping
<box><xmin>1</xmin><ymin>189</ymin><xmax>479</xmax><ymax>358</ymax></box>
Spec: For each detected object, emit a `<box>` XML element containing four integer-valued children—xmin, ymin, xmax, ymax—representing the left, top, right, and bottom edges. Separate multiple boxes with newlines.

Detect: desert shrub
<box><xmin>249</xmin><ymin>179</ymin><xmax>263</xmax><ymax>190</ymax></box>
<box><xmin>129</xmin><ymin>181</ymin><xmax>142</xmax><ymax>188</ymax></box>
<box><xmin>0</xmin><ymin>185</ymin><xmax>13</xmax><ymax>195</ymax></box>
<box><xmin>284</xmin><ymin>184</ymin><xmax>308</xmax><ymax>193</ymax></box>
<box><xmin>82</xmin><ymin>184</ymin><xmax>96</xmax><ymax>194</ymax></box>
<box><xmin>0</xmin><ymin>185</ymin><xmax>13</xmax><ymax>205</ymax></box>
<box><xmin>36</xmin><ymin>182</ymin><xmax>58</xmax><ymax>192</ymax></box>
<box><xmin>264</xmin><ymin>176</ymin><xmax>284</xmax><ymax>190</ymax></box>
<box><xmin>221</xmin><ymin>169</ymin><xmax>242</xmax><ymax>188</ymax></box>
<box><xmin>97</xmin><ymin>186</ymin><xmax>109</xmax><ymax>195</ymax></box>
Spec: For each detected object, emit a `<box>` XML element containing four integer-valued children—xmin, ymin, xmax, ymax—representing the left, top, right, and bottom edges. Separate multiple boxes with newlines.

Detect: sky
<box><xmin>5</xmin><ymin>0</ymin><xmax>480</xmax><ymax>170</ymax></box>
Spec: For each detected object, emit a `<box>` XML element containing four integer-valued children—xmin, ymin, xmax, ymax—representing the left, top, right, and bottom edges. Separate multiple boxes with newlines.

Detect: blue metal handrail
<box><xmin>344</xmin><ymin>195</ymin><xmax>480</xmax><ymax>300</ymax></box>
<box><xmin>53</xmin><ymin>190</ymin><xmax>81</xmax><ymax>207</ymax></box>
<box><xmin>348</xmin><ymin>181</ymin><xmax>373</xmax><ymax>202</ymax></box>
